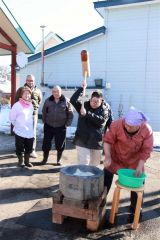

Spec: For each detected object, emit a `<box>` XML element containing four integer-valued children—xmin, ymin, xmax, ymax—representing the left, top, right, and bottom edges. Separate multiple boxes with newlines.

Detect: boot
<box><xmin>39</xmin><ymin>151</ymin><xmax>49</xmax><ymax>165</ymax></box>
<box><xmin>24</xmin><ymin>153</ymin><xmax>33</xmax><ymax>167</ymax></box>
<box><xmin>56</xmin><ymin>151</ymin><xmax>63</xmax><ymax>165</ymax></box>
<box><xmin>17</xmin><ymin>154</ymin><xmax>24</xmax><ymax>167</ymax></box>
<box><xmin>30</xmin><ymin>151</ymin><xmax>38</xmax><ymax>158</ymax></box>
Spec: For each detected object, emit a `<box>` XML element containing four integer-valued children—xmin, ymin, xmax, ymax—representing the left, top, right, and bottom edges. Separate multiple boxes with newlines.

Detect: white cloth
<box><xmin>9</xmin><ymin>102</ymin><xmax>34</xmax><ymax>138</ymax></box>
<box><xmin>76</xmin><ymin>146</ymin><xmax>101</xmax><ymax>166</ymax></box>
<box><xmin>73</xmin><ymin>169</ymin><xmax>94</xmax><ymax>176</ymax></box>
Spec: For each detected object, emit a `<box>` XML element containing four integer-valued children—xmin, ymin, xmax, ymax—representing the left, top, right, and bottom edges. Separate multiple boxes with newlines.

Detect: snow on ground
<box><xmin>0</xmin><ymin>79</ymin><xmax>11</xmax><ymax>92</ymax></box>
<box><xmin>0</xmin><ymin>105</ymin><xmax>11</xmax><ymax>134</ymax></box>
<box><xmin>36</xmin><ymin>122</ymin><xmax>76</xmax><ymax>139</ymax></box>
<box><xmin>0</xmin><ymin>105</ymin><xmax>160</xmax><ymax>148</ymax></box>
<box><xmin>0</xmin><ymin>105</ymin><xmax>76</xmax><ymax>138</ymax></box>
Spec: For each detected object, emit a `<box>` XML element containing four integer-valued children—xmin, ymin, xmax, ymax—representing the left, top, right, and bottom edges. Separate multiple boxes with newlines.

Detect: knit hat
<box><xmin>124</xmin><ymin>106</ymin><xmax>148</xmax><ymax>126</ymax></box>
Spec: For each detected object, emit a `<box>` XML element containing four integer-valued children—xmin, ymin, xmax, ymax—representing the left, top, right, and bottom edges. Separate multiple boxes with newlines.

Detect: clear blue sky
<box><xmin>4</xmin><ymin>0</ymin><xmax>103</xmax><ymax>45</ymax></box>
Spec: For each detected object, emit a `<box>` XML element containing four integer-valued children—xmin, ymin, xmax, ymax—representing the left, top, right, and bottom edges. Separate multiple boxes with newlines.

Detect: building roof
<box><xmin>28</xmin><ymin>26</ymin><xmax>106</xmax><ymax>63</ymax></box>
<box><xmin>0</xmin><ymin>0</ymin><xmax>35</xmax><ymax>55</ymax></box>
<box><xmin>94</xmin><ymin>0</ymin><xmax>155</xmax><ymax>8</ymax></box>
<box><xmin>35</xmin><ymin>31</ymin><xmax>64</xmax><ymax>53</ymax></box>
<box><xmin>94</xmin><ymin>0</ymin><xmax>157</xmax><ymax>16</ymax></box>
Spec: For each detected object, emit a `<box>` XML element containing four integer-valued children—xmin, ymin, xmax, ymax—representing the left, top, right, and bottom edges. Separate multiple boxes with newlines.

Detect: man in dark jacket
<box><xmin>70</xmin><ymin>81</ymin><xmax>112</xmax><ymax>166</ymax></box>
<box><xmin>15</xmin><ymin>74</ymin><xmax>42</xmax><ymax>158</ymax></box>
<box><xmin>39</xmin><ymin>86</ymin><xmax>73</xmax><ymax>165</ymax></box>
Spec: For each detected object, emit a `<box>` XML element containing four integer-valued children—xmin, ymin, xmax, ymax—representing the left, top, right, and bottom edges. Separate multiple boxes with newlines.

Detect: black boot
<box><xmin>39</xmin><ymin>151</ymin><xmax>49</xmax><ymax>165</ymax></box>
<box><xmin>17</xmin><ymin>154</ymin><xmax>24</xmax><ymax>167</ymax></box>
<box><xmin>24</xmin><ymin>153</ymin><xmax>33</xmax><ymax>167</ymax></box>
<box><xmin>56</xmin><ymin>151</ymin><xmax>63</xmax><ymax>165</ymax></box>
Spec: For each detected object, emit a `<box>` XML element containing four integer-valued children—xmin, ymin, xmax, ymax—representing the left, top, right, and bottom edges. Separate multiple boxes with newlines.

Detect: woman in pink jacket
<box><xmin>10</xmin><ymin>87</ymin><xmax>34</xmax><ymax>167</ymax></box>
<box><xmin>103</xmin><ymin>106</ymin><xmax>153</xmax><ymax>215</ymax></box>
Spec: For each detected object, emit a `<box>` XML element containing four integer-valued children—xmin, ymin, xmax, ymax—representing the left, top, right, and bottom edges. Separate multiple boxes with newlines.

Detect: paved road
<box><xmin>0</xmin><ymin>133</ymin><xmax>160</xmax><ymax>240</ymax></box>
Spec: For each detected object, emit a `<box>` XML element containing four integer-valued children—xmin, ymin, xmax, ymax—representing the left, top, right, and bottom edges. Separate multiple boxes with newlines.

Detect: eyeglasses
<box><xmin>90</xmin><ymin>99</ymin><xmax>102</xmax><ymax>105</ymax></box>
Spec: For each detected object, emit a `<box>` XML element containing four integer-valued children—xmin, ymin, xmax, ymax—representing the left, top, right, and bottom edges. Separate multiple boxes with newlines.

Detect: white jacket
<box><xmin>10</xmin><ymin>101</ymin><xmax>34</xmax><ymax>138</ymax></box>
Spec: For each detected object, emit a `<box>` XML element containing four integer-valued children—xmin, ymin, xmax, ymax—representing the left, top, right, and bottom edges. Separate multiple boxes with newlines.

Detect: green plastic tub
<box><xmin>117</xmin><ymin>168</ymin><xmax>146</xmax><ymax>188</ymax></box>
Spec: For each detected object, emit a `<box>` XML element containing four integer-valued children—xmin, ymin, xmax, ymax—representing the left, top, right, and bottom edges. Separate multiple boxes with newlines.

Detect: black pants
<box><xmin>104</xmin><ymin>168</ymin><xmax>142</xmax><ymax>210</ymax></box>
<box><xmin>15</xmin><ymin>134</ymin><xmax>34</xmax><ymax>155</ymax></box>
<box><xmin>42</xmin><ymin>123</ymin><xmax>66</xmax><ymax>152</ymax></box>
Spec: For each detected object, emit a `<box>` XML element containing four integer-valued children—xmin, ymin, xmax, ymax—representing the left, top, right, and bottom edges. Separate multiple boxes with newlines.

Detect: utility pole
<box><xmin>40</xmin><ymin>25</ymin><xmax>46</xmax><ymax>86</ymax></box>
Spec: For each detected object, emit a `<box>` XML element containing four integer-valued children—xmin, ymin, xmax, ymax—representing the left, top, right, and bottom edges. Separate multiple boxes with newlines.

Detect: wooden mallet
<box><xmin>81</xmin><ymin>50</ymin><xmax>90</xmax><ymax>107</ymax></box>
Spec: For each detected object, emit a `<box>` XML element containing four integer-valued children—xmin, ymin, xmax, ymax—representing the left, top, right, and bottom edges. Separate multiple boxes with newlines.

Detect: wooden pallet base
<box><xmin>52</xmin><ymin>187</ymin><xmax>107</xmax><ymax>231</ymax></box>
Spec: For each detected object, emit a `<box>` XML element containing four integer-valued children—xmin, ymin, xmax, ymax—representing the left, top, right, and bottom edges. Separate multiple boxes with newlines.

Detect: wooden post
<box><xmin>11</xmin><ymin>47</ymin><xmax>17</xmax><ymax>107</ymax></box>
<box><xmin>10</xmin><ymin>47</ymin><xmax>17</xmax><ymax>134</ymax></box>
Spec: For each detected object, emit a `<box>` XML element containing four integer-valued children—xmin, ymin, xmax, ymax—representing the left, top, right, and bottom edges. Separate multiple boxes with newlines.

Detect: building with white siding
<box><xmin>17</xmin><ymin>27</ymin><xmax>106</xmax><ymax>115</ymax></box>
<box><xmin>94</xmin><ymin>0</ymin><xmax>160</xmax><ymax>130</ymax></box>
<box><xmin>18</xmin><ymin>0</ymin><xmax>160</xmax><ymax>130</ymax></box>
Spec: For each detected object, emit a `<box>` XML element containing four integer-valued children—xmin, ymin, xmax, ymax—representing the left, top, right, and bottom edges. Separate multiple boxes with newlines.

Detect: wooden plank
<box><xmin>52</xmin><ymin>213</ymin><xmax>64</xmax><ymax>224</ymax></box>
<box><xmin>52</xmin><ymin>187</ymin><xmax>107</xmax><ymax>230</ymax></box>
<box><xmin>52</xmin><ymin>189</ymin><xmax>63</xmax><ymax>204</ymax></box>
<box><xmin>53</xmin><ymin>203</ymin><xmax>92</xmax><ymax>220</ymax></box>
<box><xmin>62</xmin><ymin>197</ymin><xmax>87</xmax><ymax>209</ymax></box>
<box><xmin>0</xmin><ymin>42</ymin><xmax>16</xmax><ymax>52</ymax></box>
<box><xmin>91</xmin><ymin>199</ymin><xmax>106</xmax><ymax>220</ymax></box>
<box><xmin>88</xmin><ymin>187</ymin><xmax>107</xmax><ymax>210</ymax></box>
<box><xmin>0</xmin><ymin>27</ymin><xmax>16</xmax><ymax>45</ymax></box>
<box><xmin>87</xmin><ymin>219</ymin><xmax>100</xmax><ymax>231</ymax></box>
